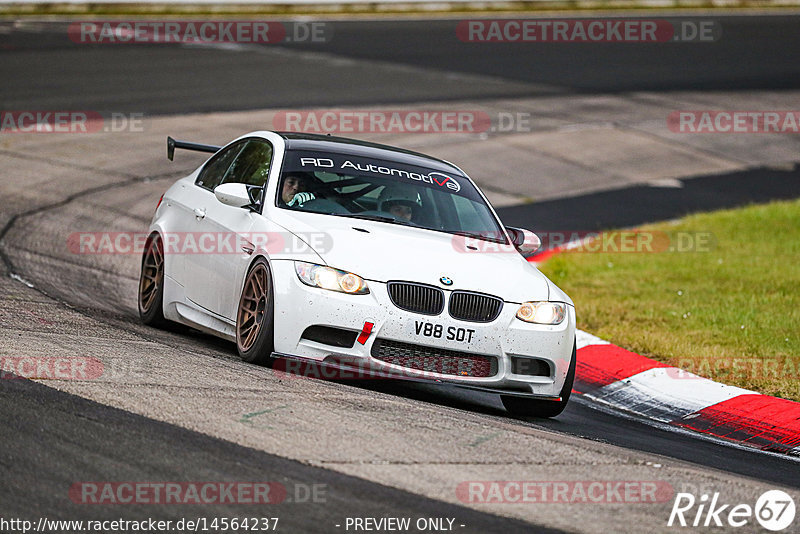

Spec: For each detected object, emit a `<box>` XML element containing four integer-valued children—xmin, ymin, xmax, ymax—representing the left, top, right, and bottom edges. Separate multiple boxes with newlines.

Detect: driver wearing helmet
<box><xmin>281</xmin><ymin>173</ymin><xmax>316</xmax><ymax>207</ymax></box>
<box><xmin>377</xmin><ymin>185</ymin><xmax>421</xmax><ymax>222</ymax></box>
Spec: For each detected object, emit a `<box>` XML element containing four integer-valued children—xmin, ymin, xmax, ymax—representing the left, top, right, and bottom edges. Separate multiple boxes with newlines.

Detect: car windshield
<box><xmin>276</xmin><ymin>150</ymin><xmax>508</xmax><ymax>244</ymax></box>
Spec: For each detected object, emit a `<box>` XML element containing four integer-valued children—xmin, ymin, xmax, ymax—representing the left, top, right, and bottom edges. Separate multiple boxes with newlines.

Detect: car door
<box><xmin>185</xmin><ymin>138</ymin><xmax>274</xmax><ymax>319</ymax></box>
<box><xmin>167</xmin><ymin>139</ymin><xmax>246</xmax><ymax>289</ymax></box>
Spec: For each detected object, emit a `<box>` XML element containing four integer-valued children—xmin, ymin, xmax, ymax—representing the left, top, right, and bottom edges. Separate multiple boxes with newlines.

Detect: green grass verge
<box><xmin>540</xmin><ymin>198</ymin><xmax>800</xmax><ymax>401</ymax></box>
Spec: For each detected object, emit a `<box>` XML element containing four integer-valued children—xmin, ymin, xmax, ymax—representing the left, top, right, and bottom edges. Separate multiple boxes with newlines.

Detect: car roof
<box><xmin>276</xmin><ymin>132</ymin><xmax>465</xmax><ymax>175</ymax></box>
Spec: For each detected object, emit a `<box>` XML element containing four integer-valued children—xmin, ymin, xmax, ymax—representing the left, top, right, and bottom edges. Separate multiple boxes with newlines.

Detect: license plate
<box><xmin>409</xmin><ymin>320</ymin><xmax>477</xmax><ymax>344</ymax></box>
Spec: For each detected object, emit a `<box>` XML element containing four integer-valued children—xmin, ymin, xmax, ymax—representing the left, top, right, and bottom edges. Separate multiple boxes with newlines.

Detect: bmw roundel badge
<box><xmin>440</xmin><ymin>276</ymin><xmax>453</xmax><ymax>286</ymax></box>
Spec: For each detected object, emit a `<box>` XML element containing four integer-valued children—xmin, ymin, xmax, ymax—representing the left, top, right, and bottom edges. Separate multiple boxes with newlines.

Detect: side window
<box><xmin>195</xmin><ymin>141</ymin><xmax>246</xmax><ymax>191</ymax></box>
<box><xmin>221</xmin><ymin>140</ymin><xmax>273</xmax><ymax>187</ymax></box>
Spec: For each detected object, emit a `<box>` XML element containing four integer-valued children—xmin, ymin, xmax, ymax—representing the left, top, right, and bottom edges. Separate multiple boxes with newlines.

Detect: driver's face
<box><xmin>388</xmin><ymin>204</ymin><xmax>413</xmax><ymax>221</ymax></box>
<box><xmin>281</xmin><ymin>176</ymin><xmax>304</xmax><ymax>203</ymax></box>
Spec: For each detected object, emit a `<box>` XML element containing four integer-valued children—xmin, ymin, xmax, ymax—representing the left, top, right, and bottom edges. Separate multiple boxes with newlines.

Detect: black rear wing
<box><xmin>167</xmin><ymin>136</ymin><xmax>221</xmax><ymax>161</ymax></box>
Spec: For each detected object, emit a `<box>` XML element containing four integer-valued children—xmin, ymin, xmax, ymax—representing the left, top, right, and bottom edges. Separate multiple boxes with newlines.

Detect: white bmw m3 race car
<box><xmin>139</xmin><ymin>131</ymin><xmax>576</xmax><ymax>417</ymax></box>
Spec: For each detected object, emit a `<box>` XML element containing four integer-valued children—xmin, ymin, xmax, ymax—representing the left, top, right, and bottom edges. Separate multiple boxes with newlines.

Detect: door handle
<box><xmin>193</xmin><ymin>208</ymin><xmax>206</xmax><ymax>219</ymax></box>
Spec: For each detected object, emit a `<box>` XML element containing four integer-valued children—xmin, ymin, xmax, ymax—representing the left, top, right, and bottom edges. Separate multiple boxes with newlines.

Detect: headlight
<box><xmin>516</xmin><ymin>301</ymin><xmax>567</xmax><ymax>324</ymax></box>
<box><xmin>294</xmin><ymin>262</ymin><xmax>370</xmax><ymax>295</ymax></box>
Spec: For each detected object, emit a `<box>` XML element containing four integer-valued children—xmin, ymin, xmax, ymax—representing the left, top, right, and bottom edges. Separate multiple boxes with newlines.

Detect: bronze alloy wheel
<box><xmin>138</xmin><ymin>233</ymin><xmax>167</xmax><ymax>327</ymax></box>
<box><xmin>236</xmin><ymin>260</ymin><xmax>274</xmax><ymax>365</ymax></box>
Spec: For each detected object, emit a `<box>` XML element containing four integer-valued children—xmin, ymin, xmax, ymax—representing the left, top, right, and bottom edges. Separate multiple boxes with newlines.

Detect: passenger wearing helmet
<box><xmin>377</xmin><ymin>186</ymin><xmax>421</xmax><ymax>222</ymax></box>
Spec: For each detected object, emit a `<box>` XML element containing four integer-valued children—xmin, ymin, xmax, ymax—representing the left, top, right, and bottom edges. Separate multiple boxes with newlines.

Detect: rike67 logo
<box><xmin>668</xmin><ymin>489</ymin><xmax>796</xmax><ymax>531</ymax></box>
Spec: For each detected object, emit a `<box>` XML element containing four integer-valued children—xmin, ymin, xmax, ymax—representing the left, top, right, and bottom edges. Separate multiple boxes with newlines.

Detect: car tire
<box><xmin>501</xmin><ymin>339</ymin><xmax>576</xmax><ymax>418</ymax></box>
<box><xmin>236</xmin><ymin>258</ymin><xmax>275</xmax><ymax>366</ymax></box>
<box><xmin>138</xmin><ymin>233</ymin><xmax>168</xmax><ymax>328</ymax></box>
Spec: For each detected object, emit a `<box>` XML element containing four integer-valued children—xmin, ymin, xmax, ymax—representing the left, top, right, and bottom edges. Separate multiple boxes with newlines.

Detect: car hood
<box><xmin>274</xmin><ymin>211</ymin><xmax>550</xmax><ymax>303</ymax></box>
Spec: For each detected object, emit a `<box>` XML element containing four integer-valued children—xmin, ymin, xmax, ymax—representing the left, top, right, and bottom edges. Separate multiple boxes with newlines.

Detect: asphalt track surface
<box><xmin>2</xmin><ymin>15</ymin><xmax>800</xmax><ymax>113</ymax></box>
<box><xmin>2</xmin><ymin>14</ymin><xmax>800</xmax><ymax>533</ymax></box>
<box><xmin>495</xmin><ymin>164</ymin><xmax>800</xmax><ymax>235</ymax></box>
<box><xmin>2</xmin><ymin>376</ymin><xmax>546</xmax><ymax>533</ymax></box>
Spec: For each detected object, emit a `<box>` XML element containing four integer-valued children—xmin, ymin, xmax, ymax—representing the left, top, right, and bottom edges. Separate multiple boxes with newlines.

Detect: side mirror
<box><xmin>506</xmin><ymin>226</ymin><xmax>541</xmax><ymax>257</ymax></box>
<box><xmin>214</xmin><ymin>183</ymin><xmax>252</xmax><ymax>208</ymax></box>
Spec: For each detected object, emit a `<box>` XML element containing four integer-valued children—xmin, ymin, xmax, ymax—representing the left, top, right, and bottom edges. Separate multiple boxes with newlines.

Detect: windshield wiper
<box><xmin>450</xmin><ymin>230</ymin><xmax>506</xmax><ymax>244</ymax></box>
<box><xmin>337</xmin><ymin>213</ymin><xmax>414</xmax><ymax>226</ymax></box>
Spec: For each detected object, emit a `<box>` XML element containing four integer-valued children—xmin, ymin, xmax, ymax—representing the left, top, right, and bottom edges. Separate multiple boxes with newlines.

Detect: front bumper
<box><xmin>270</xmin><ymin>260</ymin><xmax>575</xmax><ymax>397</ymax></box>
